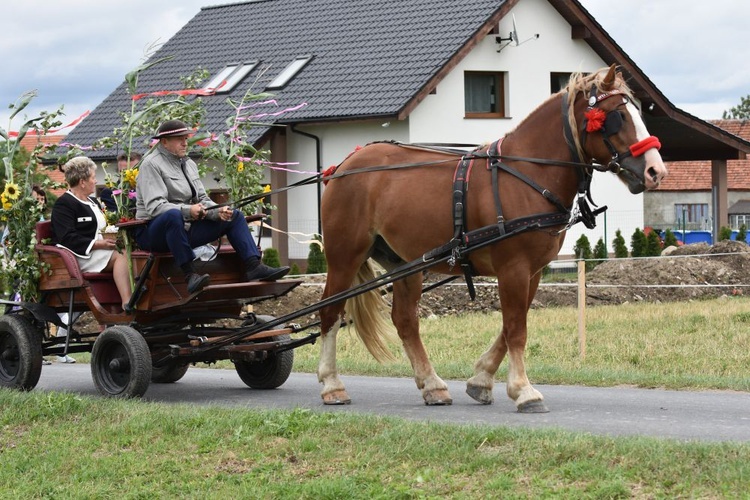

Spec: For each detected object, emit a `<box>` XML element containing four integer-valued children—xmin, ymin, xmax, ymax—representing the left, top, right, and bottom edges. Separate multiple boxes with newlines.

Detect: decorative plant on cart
<box><xmin>0</xmin><ymin>92</ymin><xmax>66</xmax><ymax>301</ymax></box>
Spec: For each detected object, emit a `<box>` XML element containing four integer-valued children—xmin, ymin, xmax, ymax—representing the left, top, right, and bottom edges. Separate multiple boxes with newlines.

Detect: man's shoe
<box><xmin>42</xmin><ymin>358</ymin><xmax>51</xmax><ymax>366</ymax></box>
<box><xmin>245</xmin><ymin>263</ymin><xmax>290</xmax><ymax>282</ymax></box>
<box><xmin>186</xmin><ymin>273</ymin><xmax>211</xmax><ymax>294</ymax></box>
<box><xmin>57</xmin><ymin>355</ymin><xmax>76</xmax><ymax>364</ymax></box>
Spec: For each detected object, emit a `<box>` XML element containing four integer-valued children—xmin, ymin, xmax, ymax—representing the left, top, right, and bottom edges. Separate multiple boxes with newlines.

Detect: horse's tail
<box><xmin>344</xmin><ymin>260</ymin><xmax>397</xmax><ymax>362</ymax></box>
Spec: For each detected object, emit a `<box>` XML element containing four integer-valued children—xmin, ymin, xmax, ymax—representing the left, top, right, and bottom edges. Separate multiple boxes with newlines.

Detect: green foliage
<box><xmin>0</xmin><ymin>92</ymin><xmax>66</xmax><ymax>300</ymax></box>
<box><xmin>722</xmin><ymin>94</ymin><xmax>750</xmax><ymax>119</ymax></box>
<box><xmin>663</xmin><ymin>228</ymin><xmax>679</xmax><ymax>248</ymax></box>
<box><xmin>645</xmin><ymin>230</ymin><xmax>662</xmax><ymax>256</ymax></box>
<box><xmin>306</xmin><ymin>235</ymin><xmax>327</xmax><ymax>274</ymax></box>
<box><xmin>289</xmin><ymin>262</ymin><xmax>301</xmax><ymax>275</ymax></box>
<box><xmin>736</xmin><ymin>224</ymin><xmax>747</xmax><ymax>244</ymax></box>
<box><xmin>592</xmin><ymin>237</ymin><xmax>607</xmax><ymax>268</ymax></box>
<box><xmin>261</xmin><ymin>247</ymin><xmax>281</xmax><ymax>268</ymax></box>
<box><xmin>573</xmin><ymin>234</ymin><xmax>593</xmax><ymax>270</ymax></box>
<box><xmin>630</xmin><ymin>228</ymin><xmax>646</xmax><ymax>257</ymax></box>
<box><xmin>718</xmin><ymin>226</ymin><xmax>733</xmax><ymax>242</ymax></box>
<box><xmin>612</xmin><ymin>229</ymin><xmax>628</xmax><ymax>258</ymax></box>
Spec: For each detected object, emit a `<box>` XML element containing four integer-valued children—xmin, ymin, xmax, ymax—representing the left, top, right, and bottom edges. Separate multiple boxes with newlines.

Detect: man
<box><xmin>135</xmin><ymin>119</ymin><xmax>289</xmax><ymax>293</ymax></box>
<box><xmin>101</xmin><ymin>151</ymin><xmax>142</xmax><ymax>212</ymax></box>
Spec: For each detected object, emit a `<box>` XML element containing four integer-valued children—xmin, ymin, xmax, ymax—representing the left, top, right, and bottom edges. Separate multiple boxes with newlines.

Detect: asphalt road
<box><xmin>36</xmin><ymin>364</ymin><xmax>750</xmax><ymax>443</ymax></box>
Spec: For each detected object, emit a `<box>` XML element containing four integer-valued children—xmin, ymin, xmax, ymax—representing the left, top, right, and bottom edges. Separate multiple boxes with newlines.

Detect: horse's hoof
<box><xmin>322</xmin><ymin>390</ymin><xmax>351</xmax><ymax>405</ymax></box>
<box><xmin>466</xmin><ymin>384</ymin><xmax>493</xmax><ymax>405</ymax></box>
<box><xmin>517</xmin><ymin>400</ymin><xmax>549</xmax><ymax>413</ymax></box>
<box><xmin>424</xmin><ymin>390</ymin><xmax>453</xmax><ymax>406</ymax></box>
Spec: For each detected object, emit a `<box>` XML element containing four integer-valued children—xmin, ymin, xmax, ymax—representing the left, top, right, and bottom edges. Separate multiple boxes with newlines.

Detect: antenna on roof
<box><xmin>496</xmin><ymin>14</ymin><xmax>540</xmax><ymax>53</ymax></box>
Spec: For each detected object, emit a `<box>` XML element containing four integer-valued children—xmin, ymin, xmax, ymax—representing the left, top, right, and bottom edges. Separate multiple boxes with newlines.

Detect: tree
<box><xmin>645</xmin><ymin>230</ymin><xmax>662</xmax><ymax>256</ymax></box>
<box><xmin>723</xmin><ymin>95</ymin><xmax>750</xmax><ymax>120</ymax></box>
<box><xmin>593</xmin><ymin>238</ymin><xmax>607</xmax><ymax>268</ymax></box>
<box><xmin>663</xmin><ymin>229</ymin><xmax>678</xmax><ymax>248</ymax></box>
<box><xmin>630</xmin><ymin>228</ymin><xmax>646</xmax><ymax>257</ymax></box>
<box><xmin>718</xmin><ymin>226</ymin><xmax>733</xmax><ymax>242</ymax></box>
<box><xmin>612</xmin><ymin>229</ymin><xmax>628</xmax><ymax>258</ymax></box>
<box><xmin>573</xmin><ymin>234</ymin><xmax>593</xmax><ymax>270</ymax></box>
<box><xmin>306</xmin><ymin>235</ymin><xmax>327</xmax><ymax>274</ymax></box>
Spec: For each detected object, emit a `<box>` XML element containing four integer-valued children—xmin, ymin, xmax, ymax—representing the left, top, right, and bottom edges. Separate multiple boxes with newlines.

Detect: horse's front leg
<box><xmin>392</xmin><ymin>274</ymin><xmax>451</xmax><ymax>405</ymax></box>
<box><xmin>317</xmin><ymin>316</ymin><xmax>351</xmax><ymax>405</ymax></box>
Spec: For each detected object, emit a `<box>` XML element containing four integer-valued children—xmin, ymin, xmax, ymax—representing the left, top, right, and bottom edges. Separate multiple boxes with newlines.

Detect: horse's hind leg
<box><xmin>392</xmin><ymin>273</ymin><xmax>452</xmax><ymax>405</ymax></box>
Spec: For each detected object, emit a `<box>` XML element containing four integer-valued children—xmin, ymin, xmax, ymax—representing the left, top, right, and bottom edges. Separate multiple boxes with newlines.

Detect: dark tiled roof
<box><xmin>657</xmin><ymin>120</ymin><xmax>750</xmax><ymax>191</ymax></box>
<box><xmin>65</xmin><ymin>0</ymin><xmax>506</xmax><ymax>159</ymax></box>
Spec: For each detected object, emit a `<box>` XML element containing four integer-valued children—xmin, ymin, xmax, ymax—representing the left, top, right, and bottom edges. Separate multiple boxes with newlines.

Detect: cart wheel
<box><xmin>0</xmin><ymin>315</ymin><xmax>43</xmax><ymax>391</ymax></box>
<box><xmin>151</xmin><ymin>362</ymin><xmax>189</xmax><ymax>383</ymax></box>
<box><xmin>91</xmin><ymin>326</ymin><xmax>151</xmax><ymax>398</ymax></box>
<box><xmin>234</xmin><ymin>334</ymin><xmax>294</xmax><ymax>389</ymax></box>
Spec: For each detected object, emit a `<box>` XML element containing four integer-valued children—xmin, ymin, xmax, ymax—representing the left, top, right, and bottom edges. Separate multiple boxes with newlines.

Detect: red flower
<box><xmin>585</xmin><ymin>108</ymin><xmax>606</xmax><ymax>133</ymax></box>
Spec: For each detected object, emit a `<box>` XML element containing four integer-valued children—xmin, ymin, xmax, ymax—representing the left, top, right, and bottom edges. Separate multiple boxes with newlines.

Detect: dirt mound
<box><xmin>253</xmin><ymin>240</ymin><xmax>750</xmax><ymax>318</ymax></box>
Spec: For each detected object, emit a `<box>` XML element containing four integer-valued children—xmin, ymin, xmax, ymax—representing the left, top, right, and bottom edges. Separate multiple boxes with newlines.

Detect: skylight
<box><xmin>204</xmin><ymin>61</ymin><xmax>258</xmax><ymax>93</ymax></box>
<box><xmin>266</xmin><ymin>55</ymin><xmax>313</xmax><ymax>90</ymax></box>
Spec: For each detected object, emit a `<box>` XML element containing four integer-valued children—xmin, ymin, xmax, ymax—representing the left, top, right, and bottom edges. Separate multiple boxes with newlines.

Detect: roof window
<box><xmin>204</xmin><ymin>61</ymin><xmax>258</xmax><ymax>93</ymax></box>
<box><xmin>266</xmin><ymin>55</ymin><xmax>313</xmax><ymax>90</ymax></box>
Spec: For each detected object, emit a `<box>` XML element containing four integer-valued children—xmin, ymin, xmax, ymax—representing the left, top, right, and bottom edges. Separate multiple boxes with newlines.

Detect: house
<box><xmin>19</xmin><ymin>134</ymin><xmax>67</xmax><ymax>197</ymax></box>
<box><xmin>645</xmin><ymin>120</ymin><xmax>750</xmax><ymax>232</ymax></box>
<box><xmin>63</xmin><ymin>0</ymin><xmax>750</xmax><ymax>264</ymax></box>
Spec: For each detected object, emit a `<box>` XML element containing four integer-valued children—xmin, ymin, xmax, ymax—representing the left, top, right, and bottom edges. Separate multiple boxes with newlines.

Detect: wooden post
<box><xmin>577</xmin><ymin>260</ymin><xmax>586</xmax><ymax>360</ymax></box>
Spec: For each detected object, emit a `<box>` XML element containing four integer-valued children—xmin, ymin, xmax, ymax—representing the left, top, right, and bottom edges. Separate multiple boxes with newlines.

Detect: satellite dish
<box><xmin>496</xmin><ymin>14</ymin><xmax>539</xmax><ymax>52</ymax></box>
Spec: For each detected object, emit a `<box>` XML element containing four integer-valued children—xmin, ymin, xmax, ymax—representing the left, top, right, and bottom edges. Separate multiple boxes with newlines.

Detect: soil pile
<box><xmin>254</xmin><ymin>240</ymin><xmax>750</xmax><ymax>318</ymax></box>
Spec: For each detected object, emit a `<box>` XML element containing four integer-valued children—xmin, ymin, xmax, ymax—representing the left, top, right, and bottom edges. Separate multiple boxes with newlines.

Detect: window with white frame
<box><xmin>203</xmin><ymin>61</ymin><xmax>258</xmax><ymax>93</ymax></box>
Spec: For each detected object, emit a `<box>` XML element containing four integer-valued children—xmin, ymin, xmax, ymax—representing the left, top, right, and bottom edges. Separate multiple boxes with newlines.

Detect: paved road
<box><xmin>36</xmin><ymin>364</ymin><xmax>750</xmax><ymax>443</ymax></box>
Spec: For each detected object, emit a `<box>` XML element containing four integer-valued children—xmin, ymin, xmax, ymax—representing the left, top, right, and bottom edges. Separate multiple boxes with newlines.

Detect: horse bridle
<box><xmin>580</xmin><ymin>86</ymin><xmax>661</xmax><ymax>178</ymax></box>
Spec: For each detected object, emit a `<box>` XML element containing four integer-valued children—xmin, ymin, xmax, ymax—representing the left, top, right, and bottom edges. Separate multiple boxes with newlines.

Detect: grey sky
<box><xmin>1</xmin><ymin>0</ymin><xmax>747</xmax><ymax>133</ymax></box>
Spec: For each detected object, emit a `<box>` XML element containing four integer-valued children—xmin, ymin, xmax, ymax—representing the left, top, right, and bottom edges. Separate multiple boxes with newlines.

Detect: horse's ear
<box><xmin>602</xmin><ymin>64</ymin><xmax>617</xmax><ymax>90</ymax></box>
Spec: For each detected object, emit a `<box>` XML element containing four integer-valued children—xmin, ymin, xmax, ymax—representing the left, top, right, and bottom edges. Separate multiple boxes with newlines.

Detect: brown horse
<box><xmin>318</xmin><ymin>65</ymin><xmax>667</xmax><ymax>412</ymax></box>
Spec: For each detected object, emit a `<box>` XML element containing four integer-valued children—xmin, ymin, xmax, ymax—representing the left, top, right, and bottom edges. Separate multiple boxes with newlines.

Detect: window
<box><xmin>730</xmin><ymin>214</ymin><xmax>750</xmax><ymax>230</ymax></box>
<box><xmin>674</xmin><ymin>203</ymin><xmax>709</xmax><ymax>230</ymax></box>
<box><xmin>550</xmin><ymin>72</ymin><xmax>572</xmax><ymax>94</ymax></box>
<box><xmin>203</xmin><ymin>61</ymin><xmax>258</xmax><ymax>93</ymax></box>
<box><xmin>266</xmin><ymin>55</ymin><xmax>313</xmax><ymax>90</ymax></box>
<box><xmin>464</xmin><ymin>71</ymin><xmax>505</xmax><ymax>118</ymax></box>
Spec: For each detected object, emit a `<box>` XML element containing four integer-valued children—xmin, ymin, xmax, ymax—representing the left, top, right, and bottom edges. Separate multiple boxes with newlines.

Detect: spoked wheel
<box><xmin>0</xmin><ymin>314</ymin><xmax>43</xmax><ymax>391</ymax></box>
<box><xmin>91</xmin><ymin>326</ymin><xmax>151</xmax><ymax>398</ymax></box>
<box><xmin>234</xmin><ymin>333</ymin><xmax>294</xmax><ymax>389</ymax></box>
<box><xmin>151</xmin><ymin>361</ymin><xmax>189</xmax><ymax>384</ymax></box>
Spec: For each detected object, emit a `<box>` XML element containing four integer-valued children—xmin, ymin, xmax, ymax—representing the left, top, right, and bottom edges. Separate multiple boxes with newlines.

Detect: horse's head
<box><xmin>567</xmin><ymin>65</ymin><xmax>667</xmax><ymax>194</ymax></box>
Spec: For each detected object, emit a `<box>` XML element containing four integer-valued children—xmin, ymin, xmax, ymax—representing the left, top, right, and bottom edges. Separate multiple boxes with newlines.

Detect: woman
<box><xmin>51</xmin><ymin>156</ymin><xmax>132</xmax><ymax>312</ymax></box>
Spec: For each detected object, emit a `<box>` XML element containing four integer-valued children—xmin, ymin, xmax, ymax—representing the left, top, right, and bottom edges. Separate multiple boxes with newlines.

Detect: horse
<box><xmin>317</xmin><ymin>65</ymin><xmax>667</xmax><ymax>412</ymax></box>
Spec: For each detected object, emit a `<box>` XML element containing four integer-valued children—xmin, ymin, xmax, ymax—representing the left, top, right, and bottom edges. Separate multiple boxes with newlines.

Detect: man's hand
<box><xmin>218</xmin><ymin>206</ymin><xmax>233</xmax><ymax>221</ymax></box>
<box><xmin>190</xmin><ymin>203</ymin><xmax>206</xmax><ymax>220</ymax></box>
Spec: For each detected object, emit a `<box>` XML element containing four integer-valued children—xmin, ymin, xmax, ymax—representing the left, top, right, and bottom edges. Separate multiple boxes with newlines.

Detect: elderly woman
<box><xmin>51</xmin><ymin>156</ymin><xmax>132</xmax><ymax>312</ymax></box>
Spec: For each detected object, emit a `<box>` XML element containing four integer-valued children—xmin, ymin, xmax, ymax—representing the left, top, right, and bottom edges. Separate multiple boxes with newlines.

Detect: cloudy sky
<box><xmin>1</xmin><ymin>0</ymin><xmax>748</xmax><ymax>133</ymax></box>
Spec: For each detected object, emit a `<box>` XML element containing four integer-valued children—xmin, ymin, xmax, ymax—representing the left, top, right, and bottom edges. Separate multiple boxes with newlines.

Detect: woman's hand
<box><xmin>93</xmin><ymin>238</ymin><xmax>117</xmax><ymax>250</ymax></box>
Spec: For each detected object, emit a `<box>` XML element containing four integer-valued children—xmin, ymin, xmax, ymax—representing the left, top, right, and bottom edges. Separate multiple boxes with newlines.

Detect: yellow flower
<box><xmin>260</xmin><ymin>184</ymin><xmax>271</xmax><ymax>203</ymax></box>
<box><xmin>3</xmin><ymin>182</ymin><xmax>20</xmax><ymax>201</ymax></box>
<box><xmin>123</xmin><ymin>168</ymin><xmax>138</xmax><ymax>188</ymax></box>
<box><xmin>2</xmin><ymin>200</ymin><xmax>12</xmax><ymax>210</ymax></box>
<box><xmin>237</xmin><ymin>162</ymin><xmax>244</xmax><ymax>173</ymax></box>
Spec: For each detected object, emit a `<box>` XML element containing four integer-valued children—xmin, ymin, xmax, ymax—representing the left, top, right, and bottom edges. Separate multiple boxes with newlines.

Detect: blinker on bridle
<box><xmin>582</xmin><ymin>86</ymin><xmax>661</xmax><ymax>174</ymax></box>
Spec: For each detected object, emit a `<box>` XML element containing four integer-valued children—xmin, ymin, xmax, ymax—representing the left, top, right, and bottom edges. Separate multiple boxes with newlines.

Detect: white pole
<box><xmin>577</xmin><ymin>259</ymin><xmax>586</xmax><ymax>360</ymax></box>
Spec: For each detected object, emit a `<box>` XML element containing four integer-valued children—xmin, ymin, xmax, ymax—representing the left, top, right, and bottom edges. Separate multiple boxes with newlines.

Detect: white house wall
<box><xmin>282</xmin><ymin>0</ymin><xmax>648</xmax><ymax>259</ymax></box>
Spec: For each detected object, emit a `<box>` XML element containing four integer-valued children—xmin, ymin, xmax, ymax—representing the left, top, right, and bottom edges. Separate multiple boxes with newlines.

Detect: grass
<box><xmin>7</xmin><ymin>296</ymin><xmax>750</xmax><ymax>496</ymax></box>
<box><xmin>1</xmin><ymin>389</ymin><xmax>749</xmax><ymax>498</ymax></box>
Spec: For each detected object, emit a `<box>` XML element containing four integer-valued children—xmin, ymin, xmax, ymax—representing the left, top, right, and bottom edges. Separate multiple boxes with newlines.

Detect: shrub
<box><xmin>612</xmin><ymin>229</ymin><xmax>628</xmax><ymax>258</ymax></box>
<box><xmin>663</xmin><ymin>228</ymin><xmax>679</xmax><ymax>248</ymax></box>
<box><xmin>630</xmin><ymin>228</ymin><xmax>646</xmax><ymax>257</ymax></box>
<box><xmin>306</xmin><ymin>235</ymin><xmax>327</xmax><ymax>274</ymax></box>
<box><xmin>718</xmin><ymin>226</ymin><xmax>733</xmax><ymax>242</ymax></box>
<box><xmin>737</xmin><ymin>224</ymin><xmax>747</xmax><ymax>244</ymax></box>
<box><xmin>645</xmin><ymin>230</ymin><xmax>662</xmax><ymax>256</ymax></box>
<box><xmin>261</xmin><ymin>247</ymin><xmax>281</xmax><ymax>268</ymax></box>
<box><xmin>289</xmin><ymin>263</ymin><xmax>301</xmax><ymax>275</ymax></box>
<box><xmin>593</xmin><ymin>238</ymin><xmax>607</xmax><ymax>268</ymax></box>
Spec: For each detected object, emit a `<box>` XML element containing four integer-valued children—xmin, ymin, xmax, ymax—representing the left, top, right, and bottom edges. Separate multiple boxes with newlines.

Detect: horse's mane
<box><xmin>563</xmin><ymin>67</ymin><xmax>635</xmax><ymax>162</ymax></box>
